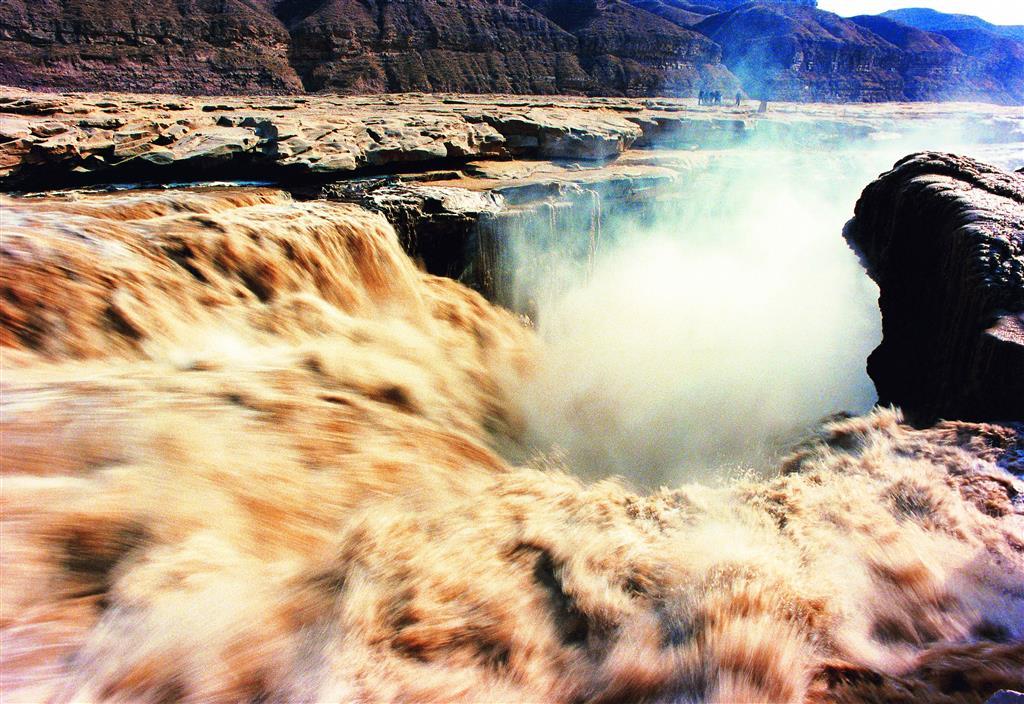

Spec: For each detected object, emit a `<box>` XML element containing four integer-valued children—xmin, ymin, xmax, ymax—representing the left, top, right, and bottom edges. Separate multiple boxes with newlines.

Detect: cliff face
<box><xmin>848</xmin><ymin>15</ymin><xmax>978</xmax><ymax>101</ymax></box>
<box><xmin>525</xmin><ymin>0</ymin><xmax>737</xmax><ymax>95</ymax></box>
<box><xmin>1</xmin><ymin>0</ymin><xmax>1021</xmax><ymax>101</ymax></box>
<box><xmin>0</xmin><ymin>0</ymin><xmax>303</xmax><ymax>94</ymax></box>
<box><xmin>0</xmin><ymin>0</ymin><xmax>737</xmax><ymax>97</ymax></box>
<box><xmin>938</xmin><ymin>29</ymin><xmax>1024</xmax><ymax>105</ymax></box>
<box><xmin>623</xmin><ymin>0</ymin><xmax>709</xmax><ymax>28</ymax></box>
<box><xmin>848</xmin><ymin>16</ymin><xmax>1024</xmax><ymax>104</ymax></box>
<box><xmin>279</xmin><ymin>0</ymin><xmax>590</xmax><ymax>94</ymax></box>
<box><xmin>847</xmin><ymin>152</ymin><xmax>1024</xmax><ymax>423</ymax></box>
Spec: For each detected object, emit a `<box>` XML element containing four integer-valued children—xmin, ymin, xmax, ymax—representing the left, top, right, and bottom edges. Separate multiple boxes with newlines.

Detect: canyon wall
<box><xmin>0</xmin><ymin>0</ymin><xmax>303</xmax><ymax>94</ymax></box>
<box><xmin>1</xmin><ymin>0</ymin><xmax>1023</xmax><ymax>102</ymax></box>
<box><xmin>0</xmin><ymin>0</ymin><xmax>734</xmax><ymax>97</ymax></box>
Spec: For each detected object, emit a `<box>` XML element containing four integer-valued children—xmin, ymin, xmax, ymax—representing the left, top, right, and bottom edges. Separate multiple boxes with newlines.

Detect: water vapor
<box><xmin>512</xmin><ymin>118</ymin><xmax>1024</xmax><ymax>487</ymax></box>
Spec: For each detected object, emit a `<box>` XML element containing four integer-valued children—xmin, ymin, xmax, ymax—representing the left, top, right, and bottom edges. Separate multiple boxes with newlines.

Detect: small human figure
<box><xmin>698</xmin><ymin>89</ymin><xmax>705</xmax><ymax>106</ymax></box>
<box><xmin>735</xmin><ymin>91</ymin><xmax>742</xmax><ymax>106</ymax></box>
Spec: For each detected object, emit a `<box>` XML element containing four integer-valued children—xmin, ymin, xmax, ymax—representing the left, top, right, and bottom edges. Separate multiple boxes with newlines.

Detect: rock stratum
<box><xmin>1</xmin><ymin>0</ymin><xmax>1023</xmax><ymax>102</ymax></box>
<box><xmin>2</xmin><ymin>184</ymin><xmax>1023</xmax><ymax>703</ymax></box>
<box><xmin>848</xmin><ymin>152</ymin><xmax>1024</xmax><ymax>424</ymax></box>
<box><xmin>3</xmin><ymin>88</ymin><xmax>1023</xmax><ymax>189</ymax></box>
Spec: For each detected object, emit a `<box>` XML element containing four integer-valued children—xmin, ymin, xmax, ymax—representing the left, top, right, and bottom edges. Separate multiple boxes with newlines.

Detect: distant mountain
<box><xmin>880</xmin><ymin>8</ymin><xmax>1024</xmax><ymax>43</ymax></box>
<box><xmin>0</xmin><ymin>0</ymin><xmax>1020</xmax><ymax>103</ymax></box>
<box><xmin>673</xmin><ymin>0</ymin><xmax>816</xmax><ymax>10</ymax></box>
<box><xmin>0</xmin><ymin>0</ymin><xmax>735</xmax><ymax>96</ymax></box>
<box><xmin>625</xmin><ymin>0</ymin><xmax>709</xmax><ymax>27</ymax></box>
<box><xmin>696</xmin><ymin>4</ymin><xmax>905</xmax><ymax>101</ymax></box>
<box><xmin>937</xmin><ymin>28</ymin><xmax>1024</xmax><ymax>102</ymax></box>
<box><xmin>849</xmin><ymin>14</ymin><xmax>1014</xmax><ymax>102</ymax></box>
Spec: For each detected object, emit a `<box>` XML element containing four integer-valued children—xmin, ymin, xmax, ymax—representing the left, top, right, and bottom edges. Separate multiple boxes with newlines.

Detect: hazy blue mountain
<box><xmin>880</xmin><ymin>8</ymin><xmax>1024</xmax><ymax>42</ymax></box>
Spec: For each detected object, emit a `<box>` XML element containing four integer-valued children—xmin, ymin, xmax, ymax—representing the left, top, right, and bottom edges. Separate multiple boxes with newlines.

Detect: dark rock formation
<box><xmin>322</xmin><ymin>179</ymin><xmax>505</xmax><ymax>281</ymax></box>
<box><xmin>847</xmin><ymin>152</ymin><xmax>1024</xmax><ymax>423</ymax></box>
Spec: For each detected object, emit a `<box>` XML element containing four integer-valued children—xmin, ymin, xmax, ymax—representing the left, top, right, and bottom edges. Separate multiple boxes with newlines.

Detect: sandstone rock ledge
<box><xmin>848</xmin><ymin>152</ymin><xmax>1024</xmax><ymax>423</ymax></box>
<box><xmin>4</xmin><ymin>89</ymin><xmax>1022</xmax><ymax>190</ymax></box>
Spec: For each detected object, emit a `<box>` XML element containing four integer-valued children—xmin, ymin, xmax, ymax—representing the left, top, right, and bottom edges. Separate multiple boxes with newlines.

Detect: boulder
<box><xmin>987</xmin><ymin>691</ymin><xmax>1024</xmax><ymax>704</ymax></box>
<box><xmin>847</xmin><ymin>152</ymin><xmax>1024</xmax><ymax>423</ymax></box>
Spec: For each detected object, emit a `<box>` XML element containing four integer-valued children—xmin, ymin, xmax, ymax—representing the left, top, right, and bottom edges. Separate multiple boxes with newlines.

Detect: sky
<box><xmin>816</xmin><ymin>0</ymin><xmax>1024</xmax><ymax>25</ymax></box>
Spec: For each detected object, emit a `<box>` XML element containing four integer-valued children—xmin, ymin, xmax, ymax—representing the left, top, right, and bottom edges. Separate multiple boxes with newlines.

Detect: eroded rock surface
<box><xmin>5</xmin><ymin>89</ymin><xmax>1024</xmax><ymax>191</ymax></box>
<box><xmin>0</xmin><ymin>91</ymin><xmax>660</xmax><ymax>188</ymax></box>
<box><xmin>848</xmin><ymin>152</ymin><xmax>1024</xmax><ymax>423</ymax></box>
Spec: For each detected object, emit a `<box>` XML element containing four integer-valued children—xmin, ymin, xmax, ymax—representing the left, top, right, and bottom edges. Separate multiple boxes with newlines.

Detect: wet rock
<box><xmin>987</xmin><ymin>691</ymin><xmax>1024</xmax><ymax>704</ymax></box>
<box><xmin>323</xmin><ymin>180</ymin><xmax>504</xmax><ymax>280</ymax></box>
<box><xmin>847</xmin><ymin>152</ymin><xmax>1024</xmax><ymax>423</ymax></box>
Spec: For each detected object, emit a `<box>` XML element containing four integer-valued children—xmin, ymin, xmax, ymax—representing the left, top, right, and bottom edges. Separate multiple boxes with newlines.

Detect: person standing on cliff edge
<box><xmin>735</xmin><ymin>91</ymin><xmax>742</xmax><ymax>107</ymax></box>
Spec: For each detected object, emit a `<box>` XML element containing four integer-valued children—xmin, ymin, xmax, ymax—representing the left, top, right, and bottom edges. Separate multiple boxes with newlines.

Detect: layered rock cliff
<box><xmin>0</xmin><ymin>0</ymin><xmax>736</xmax><ymax>97</ymax></box>
<box><xmin>938</xmin><ymin>29</ymin><xmax>1024</xmax><ymax>105</ymax></box>
<box><xmin>880</xmin><ymin>7</ymin><xmax>1024</xmax><ymax>44</ymax></box>
<box><xmin>524</xmin><ymin>0</ymin><xmax>737</xmax><ymax>95</ymax></box>
<box><xmin>695</xmin><ymin>4</ymin><xmax>907</xmax><ymax>102</ymax></box>
<box><xmin>277</xmin><ymin>0</ymin><xmax>586</xmax><ymax>94</ymax></box>
<box><xmin>1</xmin><ymin>0</ymin><xmax>1023</xmax><ymax>102</ymax></box>
<box><xmin>847</xmin><ymin>16</ymin><xmax>1024</xmax><ymax>104</ymax></box>
<box><xmin>0</xmin><ymin>0</ymin><xmax>303</xmax><ymax>94</ymax></box>
<box><xmin>848</xmin><ymin>15</ymin><xmax>978</xmax><ymax>102</ymax></box>
<box><xmin>847</xmin><ymin>152</ymin><xmax>1024</xmax><ymax>423</ymax></box>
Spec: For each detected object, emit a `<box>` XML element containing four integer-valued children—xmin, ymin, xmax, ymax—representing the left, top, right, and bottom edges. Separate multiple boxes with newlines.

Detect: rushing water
<box><xmin>2</xmin><ymin>153</ymin><xmax>1022</xmax><ymax>702</ymax></box>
